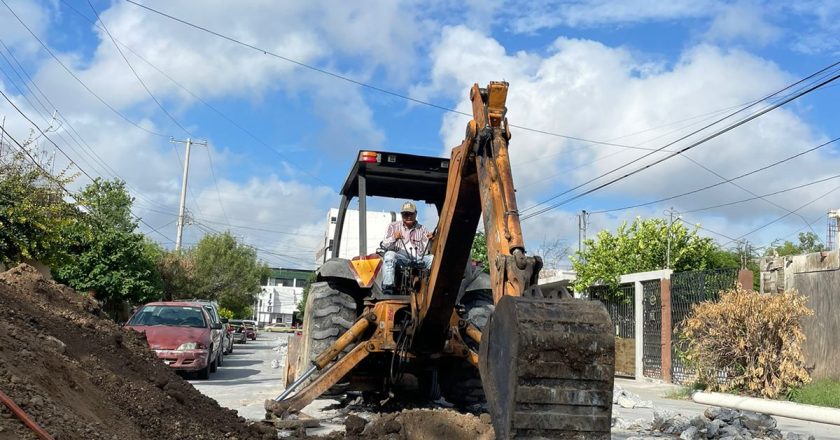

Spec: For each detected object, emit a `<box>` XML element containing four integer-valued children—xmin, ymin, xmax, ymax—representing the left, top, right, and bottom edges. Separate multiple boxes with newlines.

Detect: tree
<box><xmin>571</xmin><ymin>218</ymin><xmax>724</xmax><ymax>299</ymax></box>
<box><xmin>0</xmin><ymin>149</ymin><xmax>76</xmax><ymax>267</ymax></box>
<box><xmin>53</xmin><ymin>179</ymin><xmax>162</xmax><ymax>309</ymax></box>
<box><xmin>188</xmin><ymin>232</ymin><xmax>269</xmax><ymax>318</ymax></box>
<box><xmin>152</xmin><ymin>245</ymin><xmax>195</xmax><ymax>301</ymax></box>
<box><xmin>470</xmin><ymin>231</ymin><xmax>489</xmax><ymax>273</ymax></box>
<box><xmin>766</xmin><ymin>232</ymin><xmax>823</xmax><ymax>256</ymax></box>
<box><xmin>296</xmin><ymin>271</ymin><xmax>317</xmax><ymax>320</ymax></box>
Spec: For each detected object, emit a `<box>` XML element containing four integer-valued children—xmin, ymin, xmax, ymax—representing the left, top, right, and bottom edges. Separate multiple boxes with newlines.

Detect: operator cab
<box><xmin>318</xmin><ymin>151</ymin><xmax>450</xmax><ymax>297</ymax></box>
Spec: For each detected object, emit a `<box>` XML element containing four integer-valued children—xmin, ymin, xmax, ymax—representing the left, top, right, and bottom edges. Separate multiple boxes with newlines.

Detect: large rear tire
<box><xmin>297</xmin><ymin>281</ymin><xmax>357</xmax><ymax>392</ymax></box>
<box><xmin>440</xmin><ymin>290</ymin><xmax>494</xmax><ymax>408</ymax></box>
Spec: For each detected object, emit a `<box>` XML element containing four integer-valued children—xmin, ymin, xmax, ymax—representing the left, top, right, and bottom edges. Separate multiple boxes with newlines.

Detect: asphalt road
<box><xmin>188</xmin><ymin>332</ymin><xmax>290</xmax><ymax>420</ymax></box>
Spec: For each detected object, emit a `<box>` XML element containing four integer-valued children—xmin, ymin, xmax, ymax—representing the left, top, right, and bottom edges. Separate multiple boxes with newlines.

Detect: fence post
<box><xmin>660</xmin><ymin>277</ymin><xmax>672</xmax><ymax>383</ymax></box>
<box><xmin>634</xmin><ymin>280</ymin><xmax>644</xmax><ymax>380</ymax></box>
<box><xmin>738</xmin><ymin>269</ymin><xmax>754</xmax><ymax>291</ymax></box>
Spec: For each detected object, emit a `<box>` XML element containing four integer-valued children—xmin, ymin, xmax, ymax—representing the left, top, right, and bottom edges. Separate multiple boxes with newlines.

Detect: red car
<box><xmin>126</xmin><ymin>302</ymin><xmax>223</xmax><ymax>379</ymax></box>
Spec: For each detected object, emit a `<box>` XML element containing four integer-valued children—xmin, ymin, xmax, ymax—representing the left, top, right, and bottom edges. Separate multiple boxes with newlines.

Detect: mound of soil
<box><xmin>321</xmin><ymin>408</ymin><xmax>493</xmax><ymax>440</ymax></box>
<box><xmin>0</xmin><ymin>264</ymin><xmax>275</xmax><ymax>440</ymax></box>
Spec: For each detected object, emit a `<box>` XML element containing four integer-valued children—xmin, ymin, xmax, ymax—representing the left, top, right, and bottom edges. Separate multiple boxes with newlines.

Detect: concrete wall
<box><xmin>761</xmin><ymin>250</ymin><xmax>840</xmax><ymax>380</ymax></box>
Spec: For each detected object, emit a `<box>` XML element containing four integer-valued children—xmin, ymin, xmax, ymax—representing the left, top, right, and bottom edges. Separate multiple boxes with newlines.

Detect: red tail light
<box><xmin>359</xmin><ymin>151</ymin><xmax>379</xmax><ymax>163</ymax></box>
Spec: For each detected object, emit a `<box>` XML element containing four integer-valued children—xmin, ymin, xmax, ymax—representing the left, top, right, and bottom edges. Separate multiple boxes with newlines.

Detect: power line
<box><xmin>59</xmin><ymin>0</ymin><xmax>332</xmax><ymax>187</ymax></box>
<box><xmin>122</xmin><ymin>0</ymin><xmax>676</xmax><ymax>154</ymax></box>
<box><xmin>682</xmin><ymin>172</ymin><xmax>840</xmax><ymax>214</ymax></box>
<box><xmin>721</xmin><ymin>182</ymin><xmax>840</xmax><ymax>247</ymax></box>
<box><xmin>521</xmin><ymin>67</ymin><xmax>840</xmax><ymax>221</ymax></box>
<box><xmin>0</xmin><ymin>37</ymin><xmax>173</xmax><ymax>213</ymax></box>
<box><xmin>521</xmin><ymin>61</ymin><xmax>840</xmax><ymax>216</ymax></box>
<box><xmin>0</xmin><ymin>0</ymin><xmax>168</xmax><ymax>138</ymax></box>
<box><xmin>588</xmin><ymin>136</ymin><xmax>840</xmax><ymax>214</ymax></box>
<box><xmin>0</xmin><ymin>123</ymin><xmax>173</xmax><ymax>243</ymax></box>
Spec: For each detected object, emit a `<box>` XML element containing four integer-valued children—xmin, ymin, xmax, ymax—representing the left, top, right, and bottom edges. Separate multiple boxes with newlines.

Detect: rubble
<box><xmin>612</xmin><ymin>405</ymin><xmax>816</xmax><ymax>440</ymax></box>
<box><xmin>614</xmin><ymin>384</ymin><xmax>654</xmax><ymax>409</ymax></box>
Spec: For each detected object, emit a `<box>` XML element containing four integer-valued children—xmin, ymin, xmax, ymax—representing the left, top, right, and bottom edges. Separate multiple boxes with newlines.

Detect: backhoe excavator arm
<box><xmin>417</xmin><ymin>82</ymin><xmax>616</xmax><ymax>439</ymax></box>
<box><xmin>413</xmin><ymin>81</ymin><xmax>543</xmax><ymax>352</ymax></box>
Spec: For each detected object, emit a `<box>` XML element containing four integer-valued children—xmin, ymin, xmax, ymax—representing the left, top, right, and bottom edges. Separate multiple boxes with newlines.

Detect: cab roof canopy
<box><xmin>340</xmin><ymin>151</ymin><xmax>450</xmax><ymax>207</ymax></box>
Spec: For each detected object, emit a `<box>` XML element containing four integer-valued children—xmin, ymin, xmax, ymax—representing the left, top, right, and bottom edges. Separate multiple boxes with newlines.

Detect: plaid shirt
<box><xmin>381</xmin><ymin>221</ymin><xmax>431</xmax><ymax>257</ymax></box>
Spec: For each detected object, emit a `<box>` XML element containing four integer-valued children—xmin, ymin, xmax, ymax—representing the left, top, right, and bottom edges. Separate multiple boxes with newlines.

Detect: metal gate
<box><xmin>670</xmin><ymin>268</ymin><xmax>740</xmax><ymax>385</ymax></box>
<box><xmin>589</xmin><ymin>284</ymin><xmax>635</xmax><ymax>377</ymax></box>
<box><xmin>642</xmin><ymin>279</ymin><xmax>661</xmax><ymax>379</ymax></box>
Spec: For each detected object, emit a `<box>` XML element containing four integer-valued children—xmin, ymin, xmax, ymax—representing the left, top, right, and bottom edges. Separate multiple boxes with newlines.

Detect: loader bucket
<box><xmin>479</xmin><ymin>296</ymin><xmax>615</xmax><ymax>439</ymax></box>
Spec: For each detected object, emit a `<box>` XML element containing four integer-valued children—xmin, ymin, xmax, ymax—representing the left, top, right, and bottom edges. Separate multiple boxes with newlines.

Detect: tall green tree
<box><xmin>0</xmin><ymin>149</ymin><xmax>76</xmax><ymax>267</ymax></box>
<box><xmin>188</xmin><ymin>232</ymin><xmax>269</xmax><ymax>317</ymax></box>
<box><xmin>766</xmin><ymin>232</ymin><xmax>823</xmax><ymax>256</ymax></box>
<box><xmin>53</xmin><ymin>179</ymin><xmax>162</xmax><ymax>307</ymax></box>
<box><xmin>571</xmin><ymin>218</ymin><xmax>727</xmax><ymax>299</ymax></box>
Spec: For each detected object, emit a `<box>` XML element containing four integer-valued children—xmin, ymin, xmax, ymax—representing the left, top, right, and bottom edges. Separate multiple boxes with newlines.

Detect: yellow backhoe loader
<box><xmin>266</xmin><ymin>81</ymin><xmax>615</xmax><ymax>439</ymax></box>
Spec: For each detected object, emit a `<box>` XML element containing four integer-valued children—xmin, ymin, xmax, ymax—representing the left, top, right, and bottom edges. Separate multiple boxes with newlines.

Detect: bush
<box><xmin>679</xmin><ymin>285</ymin><xmax>812</xmax><ymax>399</ymax></box>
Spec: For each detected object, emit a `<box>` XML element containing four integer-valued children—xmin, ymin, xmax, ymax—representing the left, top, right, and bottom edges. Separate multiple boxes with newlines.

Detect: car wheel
<box><xmin>210</xmin><ymin>349</ymin><xmax>218</xmax><ymax>373</ymax></box>
<box><xmin>197</xmin><ymin>356</ymin><xmax>211</xmax><ymax>380</ymax></box>
<box><xmin>218</xmin><ymin>349</ymin><xmax>224</xmax><ymax>366</ymax></box>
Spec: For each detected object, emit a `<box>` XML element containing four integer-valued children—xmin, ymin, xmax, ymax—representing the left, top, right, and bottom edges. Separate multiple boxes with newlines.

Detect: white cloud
<box><xmin>503</xmin><ymin>0</ymin><xmax>715</xmax><ymax>32</ymax></box>
<box><xmin>704</xmin><ymin>2</ymin><xmax>781</xmax><ymax>46</ymax></box>
<box><xmin>418</xmin><ymin>26</ymin><xmax>839</xmax><ymax>248</ymax></box>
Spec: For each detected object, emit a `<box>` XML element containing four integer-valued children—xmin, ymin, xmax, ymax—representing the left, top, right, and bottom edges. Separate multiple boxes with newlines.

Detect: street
<box><xmin>188</xmin><ymin>333</ymin><xmax>289</xmax><ymax>420</ymax></box>
<box><xmin>187</xmin><ymin>337</ymin><xmax>839</xmax><ymax>439</ymax></box>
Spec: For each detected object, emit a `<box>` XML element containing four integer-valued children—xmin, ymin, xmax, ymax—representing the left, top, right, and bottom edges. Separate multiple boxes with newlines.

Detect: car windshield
<box><xmin>128</xmin><ymin>306</ymin><xmax>207</xmax><ymax>328</ymax></box>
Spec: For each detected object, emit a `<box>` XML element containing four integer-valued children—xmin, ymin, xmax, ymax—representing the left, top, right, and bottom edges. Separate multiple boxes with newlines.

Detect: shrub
<box><xmin>679</xmin><ymin>285</ymin><xmax>812</xmax><ymax>398</ymax></box>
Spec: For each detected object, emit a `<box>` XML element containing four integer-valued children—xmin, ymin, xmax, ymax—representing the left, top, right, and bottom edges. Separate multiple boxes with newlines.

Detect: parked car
<box><xmin>125</xmin><ymin>302</ymin><xmax>223</xmax><ymax>379</ymax></box>
<box><xmin>227</xmin><ymin>321</ymin><xmax>247</xmax><ymax>344</ymax></box>
<box><xmin>189</xmin><ymin>299</ymin><xmax>229</xmax><ymax>365</ymax></box>
<box><xmin>229</xmin><ymin>319</ymin><xmax>256</xmax><ymax>341</ymax></box>
<box><xmin>264</xmin><ymin>323</ymin><xmax>293</xmax><ymax>333</ymax></box>
<box><xmin>221</xmin><ymin>319</ymin><xmax>235</xmax><ymax>354</ymax></box>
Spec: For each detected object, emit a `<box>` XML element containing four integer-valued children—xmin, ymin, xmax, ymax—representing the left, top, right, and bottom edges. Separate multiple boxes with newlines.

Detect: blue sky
<box><xmin>1</xmin><ymin>0</ymin><xmax>838</xmax><ymax>269</ymax></box>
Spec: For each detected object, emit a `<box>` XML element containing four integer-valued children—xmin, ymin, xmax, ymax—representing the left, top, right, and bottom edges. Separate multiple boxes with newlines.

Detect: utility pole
<box><xmin>665</xmin><ymin>207</ymin><xmax>680</xmax><ymax>269</ymax></box>
<box><xmin>171</xmin><ymin>137</ymin><xmax>207</xmax><ymax>251</ymax></box>
<box><xmin>578</xmin><ymin>210</ymin><xmax>589</xmax><ymax>256</ymax></box>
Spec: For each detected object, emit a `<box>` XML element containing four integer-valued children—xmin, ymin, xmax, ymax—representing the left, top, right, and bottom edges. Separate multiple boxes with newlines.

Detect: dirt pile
<box><xmin>318</xmin><ymin>408</ymin><xmax>493</xmax><ymax>440</ymax></box>
<box><xmin>0</xmin><ymin>264</ymin><xmax>275</xmax><ymax>440</ymax></box>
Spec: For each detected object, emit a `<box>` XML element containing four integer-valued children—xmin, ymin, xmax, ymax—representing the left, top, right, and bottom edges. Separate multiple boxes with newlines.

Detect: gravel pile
<box><xmin>614</xmin><ymin>406</ymin><xmax>816</xmax><ymax>440</ymax></box>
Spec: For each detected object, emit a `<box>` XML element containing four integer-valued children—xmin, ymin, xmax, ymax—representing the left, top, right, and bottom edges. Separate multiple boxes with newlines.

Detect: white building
<box><xmin>254</xmin><ymin>268</ymin><xmax>312</xmax><ymax>326</ymax></box>
<box><xmin>315</xmin><ymin>208</ymin><xmax>396</xmax><ymax>263</ymax></box>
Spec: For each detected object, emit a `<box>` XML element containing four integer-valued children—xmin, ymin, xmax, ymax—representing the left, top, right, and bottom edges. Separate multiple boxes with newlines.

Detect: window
<box><xmin>277</xmin><ymin>278</ymin><xmax>294</xmax><ymax>287</ymax></box>
<box><xmin>330</xmin><ymin>216</ymin><xmax>337</xmax><ymax>224</ymax></box>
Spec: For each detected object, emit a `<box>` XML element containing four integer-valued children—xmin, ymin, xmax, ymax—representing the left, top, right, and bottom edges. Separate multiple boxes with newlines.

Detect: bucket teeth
<box><xmin>479</xmin><ymin>296</ymin><xmax>615</xmax><ymax>439</ymax></box>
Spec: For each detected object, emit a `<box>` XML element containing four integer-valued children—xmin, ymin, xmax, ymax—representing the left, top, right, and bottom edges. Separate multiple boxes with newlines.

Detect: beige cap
<box><xmin>400</xmin><ymin>201</ymin><xmax>417</xmax><ymax>213</ymax></box>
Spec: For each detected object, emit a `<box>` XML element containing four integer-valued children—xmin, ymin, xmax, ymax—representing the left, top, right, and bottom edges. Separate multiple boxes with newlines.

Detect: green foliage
<box><xmin>188</xmin><ymin>231</ymin><xmax>269</xmax><ymax>318</ymax></box>
<box><xmin>571</xmin><ymin>218</ymin><xmax>723</xmax><ymax>299</ymax></box>
<box><xmin>788</xmin><ymin>379</ymin><xmax>840</xmax><ymax>408</ymax></box>
<box><xmin>217</xmin><ymin>307</ymin><xmax>234</xmax><ymax>321</ymax></box>
<box><xmin>53</xmin><ymin>179</ymin><xmax>162</xmax><ymax>306</ymax></box>
<box><xmin>470</xmin><ymin>231</ymin><xmax>489</xmax><ymax>273</ymax></box>
<box><xmin>680</xmin><ymin>286</ymin><xmax>812</xmax><ymax>399</ymax></box>
<box><xmin>296</xmin><ymin>271</ymin><xmax>318</xmax><ymax>319</ymax></box>
<box><xmin>766</xmin><ymin>232</ymin><xmax>824</xmax><ymax>256</ymax></box>
<box><xmin>154</xmin><ymin>247</ymin><xmax>195</xmax><ymax>301</ymax></box>
<box><xmin>0</xmin><ymin>150</ymin><xmax>77</xmax><ymax>266</ymax></box>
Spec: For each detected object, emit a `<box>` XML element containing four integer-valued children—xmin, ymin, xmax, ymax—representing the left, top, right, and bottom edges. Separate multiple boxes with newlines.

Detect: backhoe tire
<box><xmin>297</xmin><ymin>281</ymin><xmax>357</xmax><ymax>393</ymax></box>
<box><xmin>440</xmin><ymin>290</ymin><xmax>493</xmax><ymax>408</ymax></box>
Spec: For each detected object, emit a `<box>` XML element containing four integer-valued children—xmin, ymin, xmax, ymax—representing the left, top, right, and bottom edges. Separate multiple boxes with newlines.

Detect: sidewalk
<box><xmin>612</xmin><ymin>378</ymin><xmax>837</xmax><ymax>440</ymax></box>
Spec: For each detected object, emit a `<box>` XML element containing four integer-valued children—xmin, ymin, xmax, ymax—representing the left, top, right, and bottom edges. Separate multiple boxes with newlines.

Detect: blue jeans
<box><xmin>383</xmin><ymin>251</ymin><xmax>433</xmax><ymax>287</ymax></box>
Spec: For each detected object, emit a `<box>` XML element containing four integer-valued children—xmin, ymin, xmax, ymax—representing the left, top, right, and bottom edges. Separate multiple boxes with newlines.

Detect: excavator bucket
<box><xmin>479</xmin><ymin>296</ymin><xmax>615</xmax><ymax>439</ymax></box>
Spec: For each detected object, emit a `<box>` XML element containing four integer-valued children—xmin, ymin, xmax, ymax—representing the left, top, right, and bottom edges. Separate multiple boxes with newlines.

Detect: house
<box><xmin>314</xmin><ymin>208</ymin><xmax>396</xmax><ymax>263</ymax></box>
<box><xmin>255</xmin><ymin>267</ymin><xmax>313</xmax><ymax>326</ymax></box>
